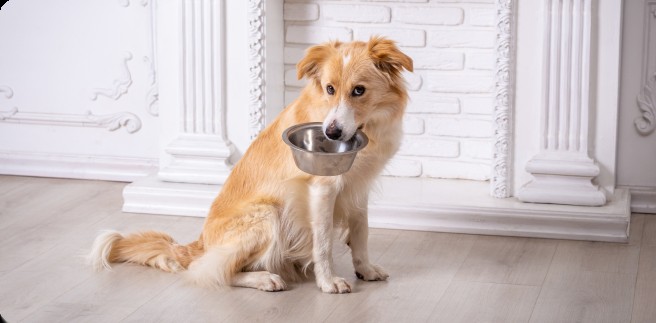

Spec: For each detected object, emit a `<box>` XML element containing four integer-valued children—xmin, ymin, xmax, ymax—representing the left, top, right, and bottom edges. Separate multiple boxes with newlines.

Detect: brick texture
<box><xmin>469</xmin><ymin>8</ymin><xmax>496</xmax><ymax>26</ymax></box>
<box><xmin>394</xmin><ymin>7</ymin><xmax>464</xmax><ymax>25</ymax></box>
<box><xmin>284</xmin><ymin>4</ymin><xmax>319</xmax><ymax>22</ymax></box>
<box><xmin>383</xmin><ymin>158</ymin><xmax>423</xmax><ymax>177</ymax></box>
<box><xmin>407</xmin><ymin>94</ymin><xmax>460</xmax><ymax>114</ymax></box>
<box><xmin>429</xmin><ymin>30</ymin><xmax>496</xmax><ymax>48</ymax></box>
<box><xmin>323</xmin><ymin>5</ymin><xmax>391</xmax><ymax>23</ymax></box>
<box><xmin>463</xmin><ymin>96</ymin><xmax>494</xmax><ymax>114</ymax></box>
<box><xmin>467</xmin><ymin>51</ymin><xmax>495</xmax><ymax>70</ymax></box>
<box><xmin>286</xmin><ymin>25</ymin><xmax>353</xmax><ymax>44</ymax></box>
<box><xmin>425</xmin><ymin>73</ymin><xmax>495</xmax><ymax>93</ymax></box>
<box><xmin>355</xmin><ymin>28</ymin><xmax>426</xmax><ymax>47</ymax></box>
<box><xmin>403</xmin><ymin>50</ymin><xmax>464</xmax><ymax>70</ymax></box>
<box><xmin>426</xmin><ymin>118</ymin><xmax>493</xmax><ymax>138</ymax></box>
<box><xmin>403</xmin><ymin>115</ymin><xmax>425</xmax><ymax>135</ymax></box>
<box><xmin>398</xmin><ymin>137</ymin><xmax>459</xmax><ymax>157</ymax></box>
<box><xmin>284</xmin><ymin>1</ymin><xmax>497</xmax><ymax>180</ymax></box>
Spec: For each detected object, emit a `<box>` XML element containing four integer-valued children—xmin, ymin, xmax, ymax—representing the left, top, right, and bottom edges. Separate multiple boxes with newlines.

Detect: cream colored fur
<box><xmin>88</xmin><ymin>37</ymin><xmax>413</xmax><ymax>293</ymax></box>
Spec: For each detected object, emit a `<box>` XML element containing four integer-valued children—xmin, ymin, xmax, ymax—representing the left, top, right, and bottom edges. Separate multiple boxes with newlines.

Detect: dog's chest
<box><xmin>349</xmin><ymin>127</ymin><xmax>401</xmax><ymax>178</ymax></box>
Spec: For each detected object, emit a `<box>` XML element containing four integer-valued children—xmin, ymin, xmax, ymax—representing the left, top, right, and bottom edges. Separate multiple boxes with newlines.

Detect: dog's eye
<box><xmin>326</xmin><ymin>85</ymin><xmax>335</xmax><ymax>95</ymax></box>
<box><xmin>352</xmin><ymin>86</ymin><xmax>365</xmax><ymax>97</ymax></box>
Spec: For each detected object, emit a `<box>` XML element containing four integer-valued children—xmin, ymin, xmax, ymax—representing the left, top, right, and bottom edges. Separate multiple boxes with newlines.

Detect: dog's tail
<box><xmin>87</xmin><ymin>230</ymin><xmax>203</xmax><ymax>273</ymax></box>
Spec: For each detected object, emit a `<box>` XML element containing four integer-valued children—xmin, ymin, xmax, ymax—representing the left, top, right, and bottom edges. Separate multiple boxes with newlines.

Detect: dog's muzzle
<box><xmin>325</xmin><ymin>120</ymin><xmax>343</xmax><ymax>140</ymax></box>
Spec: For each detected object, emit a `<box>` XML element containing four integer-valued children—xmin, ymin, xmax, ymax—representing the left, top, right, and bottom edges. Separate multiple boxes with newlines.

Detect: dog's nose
<box><xmin>325</xmin><ymin>121</ymin><xmax>342</xmax><ymax>140</ymax></box>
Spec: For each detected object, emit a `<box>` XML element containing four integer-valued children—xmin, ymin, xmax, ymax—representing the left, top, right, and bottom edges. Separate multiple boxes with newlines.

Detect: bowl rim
<box><xmin>282</xmin><ymin>122</ymin><xmax>369</xmax><ymax>156</ymax></box>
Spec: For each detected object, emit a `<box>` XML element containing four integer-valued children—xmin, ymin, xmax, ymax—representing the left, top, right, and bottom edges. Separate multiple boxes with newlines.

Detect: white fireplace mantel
<box><xmin>123</xmin><ymin>0</ymin><xmax>630</xmax><ymax>242</ymax></box>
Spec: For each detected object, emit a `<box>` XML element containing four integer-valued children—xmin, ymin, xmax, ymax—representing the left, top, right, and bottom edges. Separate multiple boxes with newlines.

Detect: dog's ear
<box><xmin>296</xmin><ymin>41</ymin><xmax>341</xmax><ymax>80</ymax></box>
<box><xmin>367</xmin><ymin>36</ymin><xmax>413</xmax><ymax>76</ymax></box>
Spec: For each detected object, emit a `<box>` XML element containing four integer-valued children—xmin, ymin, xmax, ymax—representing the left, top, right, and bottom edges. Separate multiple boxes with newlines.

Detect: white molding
<box><xmin>144</xmin><ymin>0</ymin><xmax>159</xmax><ymax>116</ymax></box>
<box><xmin>491</xmin><ymin>0</ymin><xmax>516</xmax><ymax>198</ymax></box>
<box><xmin>247</xmin><ymin>0</ymin><xmax>267</xmax><ymax>140</ymax></box>
<box><xmin>636</xmin><ymin>75</ymin><xmax>656</xmax><ymax>136</ymax></box>
<box><xmin>518</xmin><ymin>0</ymin><xmax>606</xmax><ymax>206</ymax></box>
<box><xmin>634</xmin><ymin>1</ymin><xmax>656</xmax><ymax>136</ymax></box>
<box><xmin>90</xmin><ymin>51</ymin><xmax>134</xmax><ymax>101</ymax></box>
<box><xmin>0</xmin><ymin>151</ymin><xmax>157</xmax><ymax>182</ymax></box>
<box><xmin>144</xmin><ymin>55</ymin><xmax>159</xmax><ymax>116</ymax></box>
<box><xmin>0</xmin><ymin>107</ymin><xmax>142</xmax><ymax>133</ymax></box>
<box><xmin>373</xmin><ymin>177</ymin><xmax>628</xmax><ymax>242</ymax></box>
<box><xmin>625</xmin><ymin>186</ymin><xmax>656</xmax><ymax>214</ymax></box>
<box><xmin>0</xmin><ymin>85</ymin><xmax>13</xmax><ymax>99</ymax></box>
<box><xmin>124</xmin><ymin>176</ymin><xmax>630</xmax><ymax>242</ymax></box>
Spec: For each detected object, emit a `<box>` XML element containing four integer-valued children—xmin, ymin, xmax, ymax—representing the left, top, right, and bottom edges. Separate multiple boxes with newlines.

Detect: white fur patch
<box><xmin>87</xmin><ymin>230</ymin><xmax>123</xmax><ymax>271</ymax></box>
<box><xmin>232</xmin><ymin>271</ymin><xmax>287</xmax><ymax>291</ymax></box>
<box><xmin>184</xmin><ymin>245</ymin><xmax>236</xmax><ymax>288</ymax></box>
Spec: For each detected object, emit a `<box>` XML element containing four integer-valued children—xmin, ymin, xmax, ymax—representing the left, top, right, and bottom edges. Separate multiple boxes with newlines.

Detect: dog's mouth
<box><xmin>323</xmin><ymin>122</ymin><xmax>365</xmax><ymax>142</ymax></box>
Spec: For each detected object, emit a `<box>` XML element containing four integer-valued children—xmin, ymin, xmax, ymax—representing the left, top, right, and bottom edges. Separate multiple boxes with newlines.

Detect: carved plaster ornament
<box><xmin>635</xmin><ymin>74</ymin><xmax>656</xmax><ymax>136</ymax></box>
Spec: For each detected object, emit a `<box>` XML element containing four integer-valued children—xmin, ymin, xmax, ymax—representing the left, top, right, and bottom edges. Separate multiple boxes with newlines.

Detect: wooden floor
<box><xmin>1</xmin><ymin>175</ymin><xmax>655</xmax><ymax>323</ymax></box>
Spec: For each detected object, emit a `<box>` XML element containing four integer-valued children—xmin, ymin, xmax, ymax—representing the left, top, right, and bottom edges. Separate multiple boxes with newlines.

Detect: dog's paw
<box><xmin>256</xmin><ymin>273</ymin><xmax>287</xmax><ymax>292</ymax></box>
<box><xmin>355</xmin><ymin>263</ymin><xmax>389</xmax><ymax>281</ymax></box>
<box><xmin>318</xmin><ymin>277</ymin><xmax>351</xmax><ymax>294</ymax></box>
<box><xmin>258</xmin><ymin>274</ymin><xmax>287</xmax><ymax>292</ymax></box>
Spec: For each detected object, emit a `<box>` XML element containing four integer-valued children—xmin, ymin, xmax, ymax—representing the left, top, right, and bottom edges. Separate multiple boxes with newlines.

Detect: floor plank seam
<box><xmin>20</xmin><ymin>270</ymin><xmax>96</xmax><ymax>321</ymax></box>
<box><xmin>120</xmin><ymin>275</ymin><xmax>184</xmax><ymax>321</ymax></box>
<box><xmin>629</xmin><ymin>219</ymin><xmax>648</xmax><ymax>323</ymax></box>
<box><xmin>425</xmin><ymin>235</ymin><xmax>478</xmax><ymax>319</ymax></box>
<box><xmin>526</xmin><ymin>240</ymin><xmax>561</xmax><ymax>323</ymax></box>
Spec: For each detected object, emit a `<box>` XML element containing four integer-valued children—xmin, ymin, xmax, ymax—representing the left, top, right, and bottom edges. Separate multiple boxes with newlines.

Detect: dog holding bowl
<box><xmin>89</xmin><ymin>36</ymin><xmax>413</xmax><ymax>294</ymax></box>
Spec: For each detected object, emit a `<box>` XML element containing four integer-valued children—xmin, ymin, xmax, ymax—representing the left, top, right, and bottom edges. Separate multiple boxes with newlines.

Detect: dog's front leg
<box><xmin>309</xmin><ymin>181</ymin><xmax>351</xmax><ymax>294</ymax></box>
<box><xmin>348</xmin><ymin>203</ymin><xmax>389</xmax><ymax>281</ymax></box>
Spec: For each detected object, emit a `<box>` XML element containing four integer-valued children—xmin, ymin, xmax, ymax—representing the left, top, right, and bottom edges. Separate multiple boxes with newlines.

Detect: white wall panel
<box><xmin>0</xmin><ymin>0</ymin><xmax>160</xmax><ymax>180</ymax></box>
<box><xmin>618</xmin><ymin>0</ymin><xmax>656</xmax><ymax>213</ymax></box>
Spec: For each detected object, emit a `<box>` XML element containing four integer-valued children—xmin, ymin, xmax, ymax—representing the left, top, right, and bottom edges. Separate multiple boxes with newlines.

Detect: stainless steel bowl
<box><xmin>282</xmin><ymin>122</ymin><xmax>369</xmax><ymax>176</ymax></box>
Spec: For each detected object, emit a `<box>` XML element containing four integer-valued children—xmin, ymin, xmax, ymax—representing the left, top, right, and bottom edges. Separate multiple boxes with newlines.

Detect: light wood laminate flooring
<box><xmin>0</xmin><ymin>175</ymin><xmax>654</xmax><ymax>323</ymax></box>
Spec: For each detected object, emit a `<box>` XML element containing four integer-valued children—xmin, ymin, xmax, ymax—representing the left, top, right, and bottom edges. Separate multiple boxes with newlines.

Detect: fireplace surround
<box><xmin>121</xmin><ymin>0</ymin><xmax>630</xmax><ymax>242</ymax></box>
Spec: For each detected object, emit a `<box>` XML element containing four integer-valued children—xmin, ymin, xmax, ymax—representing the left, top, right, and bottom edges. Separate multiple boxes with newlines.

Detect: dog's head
<box><xmin>297</xmin><ymin>36</ymin><xmax>413</xmax><ymax>141</ymax></box>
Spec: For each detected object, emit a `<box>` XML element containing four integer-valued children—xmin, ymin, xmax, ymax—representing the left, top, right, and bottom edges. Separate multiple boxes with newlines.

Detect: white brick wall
<box><xmin>284</xmin><ymin>0</ymin><xmax>496</xmax><ymax>181</ymax></box>
<box><xmin>323</xmin><ymin>5</ymin><xmax>391</xmax><ymax>23</ymax></box>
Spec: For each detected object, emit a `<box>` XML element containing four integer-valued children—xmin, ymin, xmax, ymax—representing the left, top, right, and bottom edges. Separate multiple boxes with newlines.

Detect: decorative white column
<box><xmin>517</xmin><ymin>0</ymin><xmax>606</xmax><ymax>206</ymax></box>
<box><xmin>157</xmin><ymin>0</ymin><xmax>234</xmax><ymax>185</ymax></box>
<box><xmin>123</xmin><ymin>0</ymin><xmax>235</xmax><ymax>216</ymax></box>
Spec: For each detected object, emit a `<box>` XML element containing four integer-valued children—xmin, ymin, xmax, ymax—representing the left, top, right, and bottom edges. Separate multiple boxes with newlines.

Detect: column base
<box><xmin>518</xmin><ymin>153</ymin><xmax>607</xmax><ymax>206</ymax></box>
<box><xmin>159</xmin><ymin>134</ymin><xmax>235</xmax><ymax>185</ymax></box>
<box><xmin>518</xmin><ymin>175</ymin><xmax>607</xmax><ymax>206</ymax></box>
<box><xmin>123</xmin><ymin>175</ymin><xmax>220</xmax><ymax>217</ymax></box>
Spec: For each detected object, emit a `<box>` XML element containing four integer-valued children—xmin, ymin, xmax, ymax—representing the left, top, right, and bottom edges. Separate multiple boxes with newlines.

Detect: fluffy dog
<box><xmin>88</xmin><ymin>36</ymin><xmax>413</xmax><ymax>293</ymax></box>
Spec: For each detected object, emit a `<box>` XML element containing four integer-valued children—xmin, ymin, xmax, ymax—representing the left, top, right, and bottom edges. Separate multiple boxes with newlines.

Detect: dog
<box><xmin>88</xmin><ymin>36</ymin><xmax>413</xmax><ymax>294</ymax></box>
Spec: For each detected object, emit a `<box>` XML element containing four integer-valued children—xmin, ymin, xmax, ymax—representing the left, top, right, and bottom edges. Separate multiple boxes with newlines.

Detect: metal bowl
<box><xmin>282</xmin><ymin>122</ymin><xmax>368</xmax><ymax>176</ymax></box>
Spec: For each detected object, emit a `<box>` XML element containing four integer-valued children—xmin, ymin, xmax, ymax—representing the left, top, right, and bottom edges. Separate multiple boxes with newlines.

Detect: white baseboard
<box><xmin>0</xmin><ymin>151</ymin><xmax>158</xmax><ymax>182</ymax></box>
<box><xmin>124</xmin><ymin>176</ymin><xmax>631</xmax><ymax>242</ymax></box>
<box><xmin>624</xmin><ymin>186</ymin><xmax>656</xmax><ymax>214</ymax></box>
